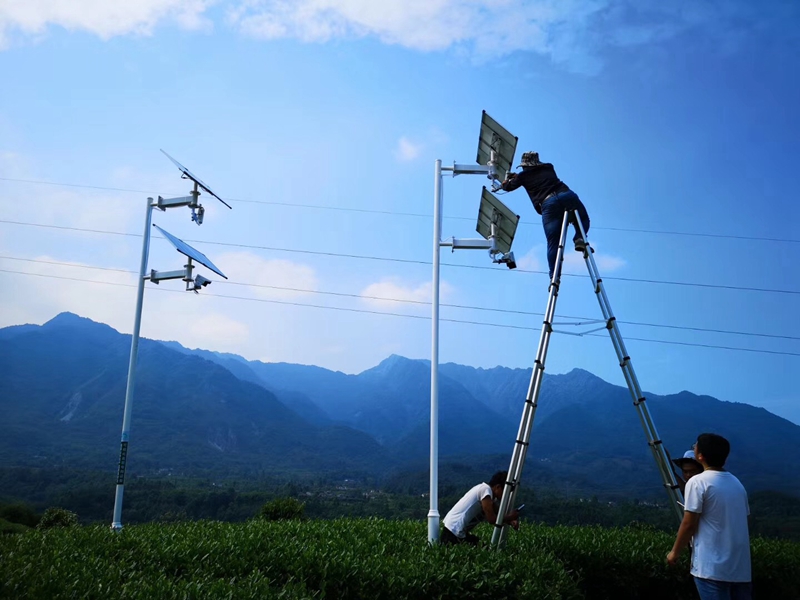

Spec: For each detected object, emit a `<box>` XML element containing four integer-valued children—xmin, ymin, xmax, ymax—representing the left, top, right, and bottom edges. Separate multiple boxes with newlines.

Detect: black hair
<box><xmin>489</xmin><ymin>471</ymin><xmax>507</xmax><ymax>488</ymax></box>
<box><xmin>696</xmin><ymin>433</ymin><xmax>730</xmax><ymax>468</ymax></box>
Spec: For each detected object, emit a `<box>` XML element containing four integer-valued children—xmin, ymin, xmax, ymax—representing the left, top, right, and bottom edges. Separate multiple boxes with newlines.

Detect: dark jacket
<box><xmin>502</xmin><ymin>163</ymin><xmax>571</xmax><ymax>214</ymax></box>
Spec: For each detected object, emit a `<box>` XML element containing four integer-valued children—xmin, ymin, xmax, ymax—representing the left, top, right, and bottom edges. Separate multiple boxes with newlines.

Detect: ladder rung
<box><xmin>633</xmin><ymin>396</ymin><xmax>646</xmax><ymax>406</ymax></box>
<box><xmin>534</xmin><ymin>359</ymin><xmax>545</xmax><ymax>371</ymax></box>
<box><xmin>606</xmin><ymin>316</ymin><xmax>616</xmax><ymax>329</ymax></box>
<box><xmin>515</xmin><ymin>439</ymin><xmax>529</xmax><ymax>447</ymax></box>
<box><xmin>649</xmin><ymin>439</ymin><xmax>663</xmax><ymax>447</ymax></box>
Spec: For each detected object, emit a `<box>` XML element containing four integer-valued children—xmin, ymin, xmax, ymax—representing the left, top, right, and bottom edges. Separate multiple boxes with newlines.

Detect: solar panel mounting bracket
<box><xmin>160</xmin><ymin>149</ymin><xmax>231</xmax><ymax>225</ymax></box>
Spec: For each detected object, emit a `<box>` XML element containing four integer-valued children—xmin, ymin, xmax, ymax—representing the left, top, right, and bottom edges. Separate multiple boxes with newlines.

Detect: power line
<box><xmin>2</xmin><ymin>254</ymin><xmax>800</xmax><ymax>343</ymax></box>
<box><xmin>2</xmin><ymin>267</ymin><xmax>799</xmax><ymax>358</ymax></box>
<box><xmin>1</xmin><ymin>218</ymin><xmax>799</xmax><ymax>296</ymax></box>
<box><xmin>2</xmin><ymin>175</ymin><xmax>798</xmax><ymax>244</ymax></box>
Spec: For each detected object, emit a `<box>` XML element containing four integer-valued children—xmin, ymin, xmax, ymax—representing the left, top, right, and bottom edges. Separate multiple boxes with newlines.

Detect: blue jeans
<box><xmin>694</xmin><ymin>577</ymin><xmax>752</xmax><ymax>600</ymax></box>
<box><xmin>540</xmin><ymin>191</ymin><xmax>590</xmax><ymax>278</ymax></box>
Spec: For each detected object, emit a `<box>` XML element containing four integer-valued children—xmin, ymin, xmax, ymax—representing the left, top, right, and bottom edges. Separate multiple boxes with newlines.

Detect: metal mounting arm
<box><xmin>443</xmin><ymin>163</ymin><xmax>493</xmax><ymax>177</ymax></box>
<box><xmin>148</xmin><ymin>259</ymin><xmax>194</xmax><ymax>285</ymax></box>
<box><xmin>440</xmin><ymin>237</ymin><xmax>494</xmax><ymax>251</ymax></box>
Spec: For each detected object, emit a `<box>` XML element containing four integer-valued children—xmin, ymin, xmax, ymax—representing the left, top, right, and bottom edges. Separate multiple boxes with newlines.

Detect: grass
<box><xmin>1</xmin><ymin>519</ymin><xmax>797</xmax><ymax>599</ymax></box>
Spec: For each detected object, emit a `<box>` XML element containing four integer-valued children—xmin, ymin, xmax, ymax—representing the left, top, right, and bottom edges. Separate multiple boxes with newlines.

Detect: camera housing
<box><xmin>192</xmin><ymin>274</ymin><xmax>212</xmax><ymax>293</ymax></box>
<box><xmin>497</xmin><ymin>251</ymin><xmax>516</xmax><ymax>270</ymax></box>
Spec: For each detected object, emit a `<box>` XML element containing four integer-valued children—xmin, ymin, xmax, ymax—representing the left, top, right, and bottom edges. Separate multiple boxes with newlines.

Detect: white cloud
<box><xmin>516</xmin><ymin>247</ymin><xmax>545</xmax><ymax>273</ymax></box>
<box><xmin>360</xmin><ymin>277</ymin><xmax>454</xmax><ymax>309</ymax></box>
<box><xmin>0</xmin><ymin>151</ymin><xmax>29</xmax><ymax>177</ymax></box>
<box><xmin>0</xmin><ymin>253</ymin><xmax>252</xmax><ymax>352</ymax></box>
<box><xmin>2</xmin><ymin>0</ymin><xmax>788</xmax><ymax>72</ymax></box>
<box><xmin>515</xmin><ymin>242</ymin><xmax>625</xmax><ymax>275</ymax></box>
<box><xmin>0</xmin><ymin>0</ymin><xmax>212</xmax><ymax>48</ymax></box>
<box><xmin>395</xmin><ymin>136</ymin><xmax>422</xmax><ymax>162</ymax></box>
<box><xmin>226</xmin><ymin>0</ymin><xmax>785</xmax><ymax>71</ymax></box>
<box><xmin>562</xmin><ymin>244</ymin><xmax>625</xmax><ymax>274</ymax></box>
<box><xmin>230</xmin><ymin>0</ymin><xmax>573</xmax><ymax>55</ymax></box>
<box><xmin>213</xmin><ymin>251</ymin><xmax>319</xmax><ymax>299</ymax></box>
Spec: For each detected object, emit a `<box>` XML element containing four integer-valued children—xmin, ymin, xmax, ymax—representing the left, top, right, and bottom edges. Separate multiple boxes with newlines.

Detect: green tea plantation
<box><xmin>1</xmin><ymin>519</ymin><xmax>798</xmax><ymax>599</ymax></box>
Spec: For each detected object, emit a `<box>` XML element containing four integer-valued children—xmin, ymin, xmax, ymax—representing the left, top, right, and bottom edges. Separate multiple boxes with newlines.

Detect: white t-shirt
<box><xmin>443</xmin><ymin>482</ymin><xmax>492</xmax><ymax>537</ymax></box>
<box><xmin>685</xmin><ymin>470</ymin><xmax>751</xmax><ymax>582</ymax></box>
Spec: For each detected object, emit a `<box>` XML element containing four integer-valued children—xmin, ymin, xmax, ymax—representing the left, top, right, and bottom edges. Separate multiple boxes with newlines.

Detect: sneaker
<box><xmin>574</xmin><ymin>238</ymin><xmax>587</xmax><ymax>253</ymax></box>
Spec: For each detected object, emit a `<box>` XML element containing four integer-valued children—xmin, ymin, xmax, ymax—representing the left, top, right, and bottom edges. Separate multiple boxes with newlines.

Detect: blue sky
<box><xmin>1</xmin><ymin>1</ymin><xmax>798</xmax><ymax>424</ymax></box>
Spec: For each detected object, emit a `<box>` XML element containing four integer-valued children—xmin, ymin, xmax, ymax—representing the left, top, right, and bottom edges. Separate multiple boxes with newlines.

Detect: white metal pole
<box><xmin>111</xmin><ymin>197</ymin><xmax>154</xmax><ymax>531</ymax></box>
<box><xmin>428</xmin><ymin>159</ymin><xmax>443</xmax><ymax>544</ymax></box>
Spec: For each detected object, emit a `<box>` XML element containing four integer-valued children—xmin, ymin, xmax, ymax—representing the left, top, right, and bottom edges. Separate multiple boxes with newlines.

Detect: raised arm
<box><xmin>500</xmin><ymin>172</ymin><xmax>522</xmax><ymax>192</ymax></box>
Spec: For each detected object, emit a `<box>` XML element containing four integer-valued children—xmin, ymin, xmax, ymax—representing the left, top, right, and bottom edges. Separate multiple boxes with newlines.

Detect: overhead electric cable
<box><xmin>2</xmin><ymin>254</ymin><xmax>799</xmax><ymax>343</ymax></box>
<box><xmin>1</xmin><ymin>176</ymin><xmax>798</xmax><ymax>244</ymax></box>
<box><xmin>1</xmin><ymin>267</ymin><xmax>799</xmax><ymax>358</ymax></box>
<box><xmin>1</xmin><ymin>219</ymin><xmax>798</xmax><ymax>296</ymax></box>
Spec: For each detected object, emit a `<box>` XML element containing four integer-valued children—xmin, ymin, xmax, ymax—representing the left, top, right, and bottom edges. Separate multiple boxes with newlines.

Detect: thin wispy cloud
<box><xmin>3</xmin><ymin>1</ymin><xmax>793</xmax><ymax>72</ymax></box>
<box><xmin>216</xmin><ymin>252</ymin><xmax>320</xmax><ymax>300</ymax></box>
<box><xmin>360</xmin><ymin>277</ymin><xmax>454</xmax><ymax>309</ymax></box>
<box><xmin>228</xmin><ymin>0</ymin><xmax>792</xmax><ymax>72</ymax></box>
<box><xmin>394</xmin><ymin>136</ymin><xmax>422</xmax><ymax>162</ymax></box>
<box><xmin>0</xmin><ymin>0</ymin><xmax>211</xmax><ymax>48</ymax></box>
<box><xmin>515</xmin><ymin>244</ymin><xmax>625</xmax><ymax>274</ymax></box>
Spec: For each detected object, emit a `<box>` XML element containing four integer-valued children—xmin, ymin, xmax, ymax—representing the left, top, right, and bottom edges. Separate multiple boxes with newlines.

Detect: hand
<box><xmin>510</xmin><ymin>519</ymin><xmax>519</xmax><ymax>531</ymax></box>
<box><xmin>666</xmin><ymin>550</ymin><xmax>680</xmax><ymax>566</ymax></box>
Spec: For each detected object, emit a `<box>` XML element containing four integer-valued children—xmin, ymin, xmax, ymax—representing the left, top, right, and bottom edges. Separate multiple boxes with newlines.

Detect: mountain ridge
<box><xmin>2</xmin><ymin>312</ymin><xmax>799</xmax><ymax>498</ymax></box>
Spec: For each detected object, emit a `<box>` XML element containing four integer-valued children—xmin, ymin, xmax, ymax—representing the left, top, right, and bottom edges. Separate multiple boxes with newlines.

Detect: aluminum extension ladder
<box><xmin>490</xmin><ymin>209</ymin><xmax>685</xmax><ymax>549</ymax></box>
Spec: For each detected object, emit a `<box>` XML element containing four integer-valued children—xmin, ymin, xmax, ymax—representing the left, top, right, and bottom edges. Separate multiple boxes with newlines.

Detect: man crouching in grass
<box><xmin>441</xmin><ymin>470</ymin><xmax>519</xmax><ymax>546</ymax></box>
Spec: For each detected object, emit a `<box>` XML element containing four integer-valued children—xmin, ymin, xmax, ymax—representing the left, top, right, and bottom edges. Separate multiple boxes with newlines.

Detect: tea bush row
<box><xmin>1</xmin><ymin>519</ymin><xmax>798</xmax><ymax>599</ymax></box>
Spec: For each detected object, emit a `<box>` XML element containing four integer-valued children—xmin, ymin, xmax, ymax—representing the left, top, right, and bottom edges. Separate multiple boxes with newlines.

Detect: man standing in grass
<box><xmin>667</xmin><ymin>433</ymin><xmax>752</xmax><ymax>599</ymax></box>
<box><xmin>441</xmin><ymin>471</ymin><xmax>519</xmax><ymax>546</ymax></box>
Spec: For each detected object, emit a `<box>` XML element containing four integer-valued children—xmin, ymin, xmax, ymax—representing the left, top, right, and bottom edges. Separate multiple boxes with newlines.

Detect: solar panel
<box><xmin>476</xmin><ymin>187</ymin><xmax>519</xmax><ymax>255</ymax></box>
<box><xmin>475</xmin><ymin>111</ymin><xmax>518</xmax><ymax>183</ymax></box>
<box><xmin>160</xmin><ymin>149</ymin><xmax>232</xmax><ymax>209</ymax></box>
<box><xmin>153</xmin><ymin>225</ymin><xmax>227</xmax><ymax>279</ymax></box>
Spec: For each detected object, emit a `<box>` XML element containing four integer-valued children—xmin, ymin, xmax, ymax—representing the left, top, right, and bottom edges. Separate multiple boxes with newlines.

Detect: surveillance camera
<box><xmin>193</xmin><ymin>274</ymin><xmax>212</xmax><ymax>290</ymax></box>
<box><xmin>501</xmin><ymin>252</ymin><xmax>516</xmax><ymax>270</ymax></box>
<box><xmin>191</xmin><ymin>205</ymin><xmax>205</xmax><ymax>225</ymax></box>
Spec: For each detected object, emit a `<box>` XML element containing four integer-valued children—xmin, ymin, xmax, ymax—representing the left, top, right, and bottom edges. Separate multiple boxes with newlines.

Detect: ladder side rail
<box><xmin>611</xmin><ymin>325</ymin><xmax>684</xmax><ymax>516</ymax></box>
<box><xmin>585</xmin><ymin>253</ymin><xmax>678</xmax><ymax>500</ymax></box>
<box><xmin>606</xmin><ymin>310</ymin><xmax>685</xmax><ymax>519</ymax></box>
<box><xmin>496</xmin><ymin>370</ymin><xmax>541</xmax><ymax>546</ymax></box>
<box><xmin>492</xmin><ymin>211</ymin><xmax>571</xmax><ymax>549</ymax></box>
<box><xmin>574</xmin><ymin>217</ymin><xmax>685</xmax><ymax>521</ymax></box>
<box><xmin>499</xmin><ymin>295</ymin><xmax>557</xmax><ymax>525</ymax></box>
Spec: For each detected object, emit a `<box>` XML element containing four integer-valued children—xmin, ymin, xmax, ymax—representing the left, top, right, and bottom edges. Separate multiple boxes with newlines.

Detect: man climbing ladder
<box><xmin>491</xmin><ymin>163</ymin><xmax>685</xmax><ymax>549</ymax></box>
<box><xmin>499</xmin><ymin>151</ymin><xmax>590</xmax><ymax>277</ymax></box>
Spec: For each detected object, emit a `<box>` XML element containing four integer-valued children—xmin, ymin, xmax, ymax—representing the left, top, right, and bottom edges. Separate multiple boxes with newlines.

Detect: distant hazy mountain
<box><xmin>2</xmin><ymin>313</ymin><xmax>799</xmax><ymax>499</ymax></box>
<box><xmin>0</xmin><ymin>313</ymin><xmax>390</xmax><ymax>478</ymax></box>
